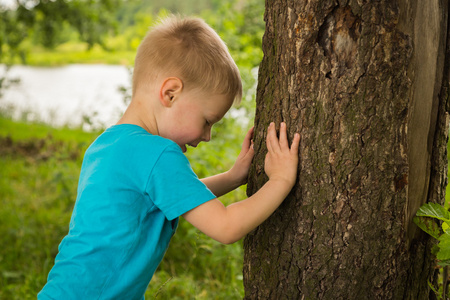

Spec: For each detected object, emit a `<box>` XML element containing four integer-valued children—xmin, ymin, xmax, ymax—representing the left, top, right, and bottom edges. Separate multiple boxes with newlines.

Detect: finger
<box><xmin>266</xmin><ymin>123</ymin><xmax>273</xmax><ymax>152</ymax></box>
<box><xmin>266</xmin><ymin>122</ymin><xmax>280</xmax><ymax>152</ymax></box>
<box><xmin>246</xmin><ymin>141</ymin><xmax>255</xmax><ymax>159</ymax></box>
<box><xmin>244</xmin><ymin>138</ymin><xmax>255</xmax><ymax>157</ymax></box>
<box><xmin>241</xmin><ymin>126</ymin><xmax>254</xmax><ymax>152</ymax></box>
<box><xmin>248</xmin><ymin>126</ymin><xmax>254</xmax><ymax>139</ymax></box>
<box><xmin>279</xmin><ymin>122</ymin><xmax>289</xmax><ymax>149</ymax></box>
<box><xmin>290</xmin><ymin>132</ymin><xmax>301</xmax><ymax>154</ymax></box>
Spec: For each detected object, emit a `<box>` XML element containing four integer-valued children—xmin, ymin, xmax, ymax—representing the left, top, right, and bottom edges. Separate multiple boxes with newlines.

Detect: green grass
<box><xmin>9</xmin><ymin>43</ymin><xmax>135</xmax><ymax>66</ymax></box>
<box><xmin>0</xmin><ymin>116</ymin><xmax>245</xmax><ymax>299</ymax></box>
<box><xmin>0</xmin><ymin>117</ymin><xmax>99</xmax><ymax>142</ymax></box>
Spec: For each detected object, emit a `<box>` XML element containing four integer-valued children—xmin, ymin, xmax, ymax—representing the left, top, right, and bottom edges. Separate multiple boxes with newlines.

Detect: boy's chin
<box><xmin>179</xmin><ymin>143</ymin><xmax>197</xmax><ymax>153</ymax></box>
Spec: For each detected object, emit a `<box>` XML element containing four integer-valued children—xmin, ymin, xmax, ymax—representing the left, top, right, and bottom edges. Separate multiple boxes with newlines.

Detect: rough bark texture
<box><xmin>244</xmin><ymin>0</ymin><xmax>449</xmax><ymax>299</ymax></box>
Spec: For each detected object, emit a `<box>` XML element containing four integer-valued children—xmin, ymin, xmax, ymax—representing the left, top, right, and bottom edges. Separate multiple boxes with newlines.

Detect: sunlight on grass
<box><xmin>25</xmin><ymin>43</ymin><xmax>135</xmax><ymax>66</ymax></box>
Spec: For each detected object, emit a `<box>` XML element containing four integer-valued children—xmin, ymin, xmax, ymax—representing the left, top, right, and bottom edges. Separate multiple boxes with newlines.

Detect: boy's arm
<box><xmin>200</xmin><ymin>127</ymin><xmax>254</xmax><ymax>197</ymax></box>
<box><xmin>183</xmin><ymin>122</ymin><xmax>300</xmax><ymax>244</ymax></box>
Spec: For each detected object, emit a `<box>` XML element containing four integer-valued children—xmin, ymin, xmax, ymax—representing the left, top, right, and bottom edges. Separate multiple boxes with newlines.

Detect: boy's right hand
<box><xmin>183</xmin><ymin>122</ymin><xmax>300</xmax><ymax>244</ymax></box>
<box><xmin>264</xmin><ymin>122</ymin><xmax>300</xmax><ymax>189</ymax></box>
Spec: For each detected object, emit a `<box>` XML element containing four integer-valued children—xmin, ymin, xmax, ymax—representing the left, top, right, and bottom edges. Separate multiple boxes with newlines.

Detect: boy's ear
<box><xmin>159</xmin><ymin>77</ymin><xmax>183</xmax><ymax>107</ymax></box>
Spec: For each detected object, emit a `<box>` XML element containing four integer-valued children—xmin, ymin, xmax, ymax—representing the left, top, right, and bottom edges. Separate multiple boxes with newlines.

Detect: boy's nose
<box><xmin>202</xmin><ymin>129</ymin><xmax>211</xmax><ymax>142</ymax></box>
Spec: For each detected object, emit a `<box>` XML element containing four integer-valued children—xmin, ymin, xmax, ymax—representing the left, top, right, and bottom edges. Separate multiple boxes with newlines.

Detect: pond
<box><xmin>0</xmin><ymin>64</ymin><xmax>131</xmax><ymax>130</ymax></box>
<box><xmin>0</xmin><ymin>64</ymin><xmax>254</xmax><ymax>131</ymax></box>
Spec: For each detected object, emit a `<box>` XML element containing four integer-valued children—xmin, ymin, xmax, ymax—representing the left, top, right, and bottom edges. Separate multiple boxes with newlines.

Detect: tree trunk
<box><xmin>244</xmin><ymin>0</ymin><xmax>449</xmax><ymax>299</ymax></box>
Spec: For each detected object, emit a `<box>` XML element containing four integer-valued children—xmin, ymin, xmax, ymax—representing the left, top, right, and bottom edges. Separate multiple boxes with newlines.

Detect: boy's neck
<box><xmin>117</xmin><ymin>99</ymin><xmax>159</xmax><ymax>135</ymax></box>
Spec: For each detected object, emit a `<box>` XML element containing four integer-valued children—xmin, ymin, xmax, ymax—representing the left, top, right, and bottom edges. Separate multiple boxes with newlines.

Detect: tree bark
<box><xmin>244</xmin><ymin>0</ymin><xmax>449</xmax><ymax>299</ymax></box>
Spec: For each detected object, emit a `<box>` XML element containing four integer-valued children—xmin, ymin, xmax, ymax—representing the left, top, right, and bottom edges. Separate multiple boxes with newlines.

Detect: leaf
<box><xmin>416</xmin><ymin>203</ymin><xmax>450</xmax><ymax>222</ymax></box>
<box><xmin>443</xmin><ymin>221</ymin><xmax>450</xmax><ymax>233</ymax></box>
<box><xmin>437</xmin><ymin>232</ymin><xmax>450</xmax><ymax>261</ymax></box>
<box><xmin>431</xmin><ymin>244</ymin><xmax>440</xmax><ymax>256</ymax></box>
<box><xmin>437</xmin><ymin>259</ymin><xmax>450</xmax><ymax>267</ymax></box>
<box><xmin>414</xmin><ymin>216</ymin><xmax>442</xmax><ymax>239</ymax></box>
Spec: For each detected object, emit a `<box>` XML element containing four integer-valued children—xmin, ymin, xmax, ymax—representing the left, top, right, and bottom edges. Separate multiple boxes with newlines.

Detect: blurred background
<box><xmin>0</xmin><ymin>0</ymin><xmax>264</xmax><ymax>298</ymax></box>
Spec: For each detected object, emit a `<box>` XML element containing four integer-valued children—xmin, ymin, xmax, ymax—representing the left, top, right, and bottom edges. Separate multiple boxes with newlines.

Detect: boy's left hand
<box><xmin>229</xmin><ymin>127</ymin><xmax>255</xmax><ymax>186</ymax></box>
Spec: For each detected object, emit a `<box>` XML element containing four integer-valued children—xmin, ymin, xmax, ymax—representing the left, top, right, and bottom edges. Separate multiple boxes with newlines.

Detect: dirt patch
<box><xmin>0</xmin><ymin>135</ymin><xmax>83</xmax><ymax>161</ymax></box>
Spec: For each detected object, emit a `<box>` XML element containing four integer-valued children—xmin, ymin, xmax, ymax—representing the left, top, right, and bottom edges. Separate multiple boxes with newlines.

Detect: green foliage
<box><xmin>414</xmin><ymin>202</ymin><xmax>450</xmax><ymax>299</ymax></box>
<box><xmin>429</xmin><ymin>280</ymin><xmax>444</xmax><ymax>300</ymax></box>
<box><xmin>414</xmin><ymin>213</ymin><xmax>441</xmax><ymax>240</ymax></box>
<box><xmin>0</xmin><ymin>66</ymin><xmax>20</xmax><ymax>97</ymax></box>
<box><xmin>438</xmin><ymin>232</ymin><xmax>450</xmax><ymax>265</ymax></box>
<box><xmin>0</xmin><ymin>0</ymin><xmax>265</xmax><ymax>68</ymax></box>
<box><xmin>0</xmin><ymin>117</ymin><xmax>99</xmax><ymax>299</ymax></box>
<box><xmin>0</xmin><ymin>0</ymin><xmax>120</xmax><ymax>64</ymax></box>
<box><xmin>414</xmin><ymin>124</ymin><xmax>450</xmax><ymax>296</ymax></box>
<box><xmin>414</xmin><ymin>203</ymin><xmax>450</xmax><ymax>265</ymax></box>
<box><xmin>417</xmin><ymin>202</ymin><xmax>450</xmax><ymax>222</ymax></box>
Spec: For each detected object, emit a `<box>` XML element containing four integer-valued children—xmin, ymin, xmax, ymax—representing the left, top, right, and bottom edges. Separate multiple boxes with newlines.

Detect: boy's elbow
<box><xmin>215</xmin><ymin>235</ymin><xmax>241</xmax><ymax>245</ymax></box>
<box><xmin>214</xmin><ymin>224</ymin><xmax>244</xmax><ymax>245</ymax></box>
<box><xmin>220</xmin><ymin>235</ymin><xmax>241</xmax><ymax>245</ymax></box>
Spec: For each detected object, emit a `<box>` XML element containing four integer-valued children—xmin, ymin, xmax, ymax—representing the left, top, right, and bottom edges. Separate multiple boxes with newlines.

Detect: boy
<box><xmin>38</xmin><ymin>16</ymin><xmax>300</xmax><ymax>299</ymax></box>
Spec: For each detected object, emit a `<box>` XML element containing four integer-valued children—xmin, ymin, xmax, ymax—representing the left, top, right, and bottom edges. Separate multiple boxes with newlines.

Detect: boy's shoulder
<box><xmin>90</xmin><ymin>124</ymin><xmax>181</xmax><ymax>156</ymax></box>
<box><xmin>106</xmin><ymin>124</ymin><xmax>174</xmax><ymax>144</ymax></box>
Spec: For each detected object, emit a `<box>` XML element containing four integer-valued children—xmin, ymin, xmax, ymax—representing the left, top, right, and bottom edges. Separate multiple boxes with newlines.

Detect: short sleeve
<box><xmin>146</xmin><ymin>144</ymin><xmax>216</xmax><ymax>220</ymax></box>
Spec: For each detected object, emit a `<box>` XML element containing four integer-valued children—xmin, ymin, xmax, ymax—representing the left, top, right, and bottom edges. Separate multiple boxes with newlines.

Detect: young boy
<box><xmin>38</xmin><ymin>16</ymin><xmax>300</xmax><ymax>299</ymax></box>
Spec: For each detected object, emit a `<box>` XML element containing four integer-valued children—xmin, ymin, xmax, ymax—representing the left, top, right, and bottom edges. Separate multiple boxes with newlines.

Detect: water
<box><xmin>0</xmin><ymin>64</ymin><xmax>131</xmax><ymax>130</ymax></box>
<box><xmin>0</xmin><ymin>64</ymin><xmax>254</xmax><ymax>131</ymax></box>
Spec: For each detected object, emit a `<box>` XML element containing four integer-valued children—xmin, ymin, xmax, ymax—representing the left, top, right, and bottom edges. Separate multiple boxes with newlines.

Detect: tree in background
<box><xmin>0</xmin><ymin>0</ymin><xmax>119</xmax><ymax>63</ymax></box>
<box><xmin>244</xmin><ymin>0</ymin><xmax>449</xmax><ymax>298</ymax></box>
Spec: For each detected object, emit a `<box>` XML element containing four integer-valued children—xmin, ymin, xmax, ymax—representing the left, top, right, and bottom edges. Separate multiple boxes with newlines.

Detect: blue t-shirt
<box><xmin>38</xmin><ymin>124</ymin><xmax>216</xmax><ymax>300</ymax></box>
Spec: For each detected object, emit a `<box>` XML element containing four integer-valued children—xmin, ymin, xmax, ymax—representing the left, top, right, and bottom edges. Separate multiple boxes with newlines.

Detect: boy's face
<box><xmin>159</xmin><ymin>90</ymin><xmax>233</xmax><ymax>152</ymax></box>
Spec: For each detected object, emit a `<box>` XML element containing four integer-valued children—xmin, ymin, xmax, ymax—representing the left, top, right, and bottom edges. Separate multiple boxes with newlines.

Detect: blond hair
<box><xmin>132</xmin><ymin>16</ymin><xmax>242</xmax><ymax>104</ymax></box>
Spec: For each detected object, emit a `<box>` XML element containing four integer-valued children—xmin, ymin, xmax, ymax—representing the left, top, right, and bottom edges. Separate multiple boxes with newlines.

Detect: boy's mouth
<box><xmin>181</xmin><ymin>144</ymin><xmax>197</xmax><ymax>153</ymax></box>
